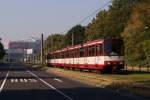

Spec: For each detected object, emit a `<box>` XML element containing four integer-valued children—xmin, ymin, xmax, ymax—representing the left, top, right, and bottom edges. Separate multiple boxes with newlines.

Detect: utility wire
<box><xmin>62</xmin><ymin>0</ymin><xmax>112</xmax><ymax>34</ymax></box>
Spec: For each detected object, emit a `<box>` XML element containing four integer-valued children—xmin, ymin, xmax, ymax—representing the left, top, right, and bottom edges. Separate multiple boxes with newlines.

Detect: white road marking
<box><xmin>54</xmin><ymin>78</ymin><xmax>63</xmax><ymax>83</ymax></box>
<box><xmin>14</xmin><ymin>79</ymin><xmax>18</xmax><ymax>82</ymax></box>
<box><xmin>20</xmin><ymin>79</ymin><xmax>24</xmax><ymax>82</ymax></box>
<box><xmin>29</xmin><ymin>79</ymin><xmax>37</xmax><ymax>82</ymax></box>
<box><xmin>24</xmin><ymin>79</ymin><xmax>27</xmax><ymax>82</ymax></box>
<box><xmin>27</xmin><ymin>70</ymin><xmax>73</xmax><ymax>100</ymax></box>
<box><xmin>0</xmin><ymin>71</ymin><xmax>9</xmax><ymax>93</ymax></box>
<box><xmin>32</xmin><ymin>79</ymin><xmax>37</xmax><ymax>82</ymax></box>
<box><xmin>11</xmin><ymin>79</ymin><xmax>14</xmax><ymax>83</ymax></box>
<box><xmin>28</xmin><ymin>79</ymin><xmax>32</xmax><ymax>82</ymax></box>
<box><xmin>10</xmin><ymin>79</ymin><xmax>37</xmax><ymax>83</ymax></box>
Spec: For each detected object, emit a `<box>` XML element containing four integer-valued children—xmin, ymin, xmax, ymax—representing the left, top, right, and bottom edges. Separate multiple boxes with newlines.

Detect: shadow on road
<box><xmin>0</xmin><ymin>63</ymin><xmax>61</xmax><ymax>80</ymax></box>
<box><xmin>0</xmin><ymin>87</ymin><xmax>144</xmax><ymax>100</ymax></box>
<box><xmin>0</xmin><ymin>63</ymin><xmax>45</xmax><ymax>72</ymax></box>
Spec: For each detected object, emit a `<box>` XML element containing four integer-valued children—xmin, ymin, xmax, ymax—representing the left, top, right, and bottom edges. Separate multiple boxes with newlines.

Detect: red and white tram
<box><xmin>46</xmin><ymin>39</ymin><xmax>124</xmax><ymax>72</ymax></box>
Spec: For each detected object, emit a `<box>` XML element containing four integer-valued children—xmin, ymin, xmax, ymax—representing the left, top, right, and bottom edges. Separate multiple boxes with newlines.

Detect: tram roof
<box><xmin>51</xmin><ymin>38</ymin><xmax>121</xmax><ymax>54</ymax></box>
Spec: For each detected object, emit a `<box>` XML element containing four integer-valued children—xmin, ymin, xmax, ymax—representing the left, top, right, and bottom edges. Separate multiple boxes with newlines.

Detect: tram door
<box><xmin>95</xmin><ymin>44</ymin><xmax>103</xmax><ymax>67</ymax></box>
<box><xmin>88</xmin><ymin>45</ymin><xmax>96</xmax><ymax>68</ymax></box>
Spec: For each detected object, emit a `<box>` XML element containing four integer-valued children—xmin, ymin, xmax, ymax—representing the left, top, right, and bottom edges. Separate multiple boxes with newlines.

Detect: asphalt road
<box><xmin>0</xmin><ymin>63</ymin><xmax>147</xmax><ymax>100</ymax></box>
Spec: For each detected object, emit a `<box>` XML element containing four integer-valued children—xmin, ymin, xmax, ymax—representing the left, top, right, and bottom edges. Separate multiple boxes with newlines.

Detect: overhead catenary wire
<box><xmin>61</xmin><ymin>0</ymin><xmax>112</xmax><ymax>34</ymax></box>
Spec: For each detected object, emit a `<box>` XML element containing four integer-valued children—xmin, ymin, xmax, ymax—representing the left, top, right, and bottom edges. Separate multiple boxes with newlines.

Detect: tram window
<box><xmin>51</xmin><ymin>54</ymin><xmax>53</xmax><ymax>59</ymax></box>
<box><xmin>54</xmin><ymin>54</ymin><xmax>56</xmax><ymax>59</ymax></box>
<box><xmin>47</xmin><ymin>54</ymin><xmax>50</xmax><ymax>59</ymax></box>
<box><xmin>48</xmin><ymin>54</ymin><xmax>50</xmax><ymax>59</ymax></box>
<box><xmin>75</xmin><ymin>49</ymin><xmax>78</xmax><ymax>57</ymax></box>
<box><xmin>58</xmin><ymin>53</ymin><xmax>60</xmax><ymax>58</ymax></box>
<box><xmin>55</xmin><ymin>53</ymin><xmax>57</xmax><ymax>59</ymax></box>
<box><xmin>96</xmin><ymin>46</ymin><xmax>99</xmax><ymax>56</ymax></box>
<box><xmin>57</xmin><ymin>53</ymin><xmax>59</xmax><ymax>59</ymax></box>
<box><xmin>85</xmin><ymin>48</ymin><xmax>87</xmax><ymax>56</ymax></box>
<box><xmin>53</xmin><ymin>54</ymin><xmax>55</xmax><ymax>59</ymax></box>
<box><xmin>71</xmin><ymin>50</ymin><xmax>74</xmax><ymax>58</ymax></box>
<box><xmin>60</xmin><ymin>52</ymin><xmax>62</xmax><ymax>58</ymax></box>
<box><xmin>80</xmin><ymin>48</ymin><xmax>84</xmax><ymax>57</ymax></box>
<box><xmin>50</xmin><ymin>54</ymin><xmax>51</xmax><ymax>59</ymax></box>
<box><xmin>68</xmin><ymin>50</ymin><xmax>71</xmax><ymax>58</ymax></box>
<box><xmin>73</xmin><ymin>50</ymin><xmax>74</xmax><ymax>58</ymax></box>
<box><xmin>48</xmin><ymin>54</ymin><xmax>51</xmax><ymax>59</ymax></box>
<box><xmin>66</xmin><ymin>51</ymin><xmax>68</xmax><ymax>58</ymax></box>
<box><xmin>59</xmin><ymin>53</ymin><xmax>61</xmax><ymax>58</ymax></box>
<box><xmin>70</xmin><ymin>50</ymin><xmax>73</xmax><ymax>58</ymax></box>
<box><xmin>56</xmin><ymin>53</ymin><xmax>58</xmax><ymax>59</ymax></box>
<box><xmin>67</xmin><ymin>50</ymin><xmax>69</xmax><ymax>58</ymax></box>
<box><xmin>70</xmin><ymin>50</ymin><xmax>72</xmax><ymax>58</ymax></box>
<box><xmin>53</xmin><ymin>54</ymin><xmax>54</xmax><ymax>59</ymax></box>
<box><xmin>63</xmin><ymin>52</ymin><xmax>65</xmax><ymax>58</ymax></box>
<box><xmin>77</xmin><ymin>48</ymin><xmax>80</xmax><ymax>57</ymax></box>
<box><xmin>74</xmin><ymin>50</ymin><xmax>76</xmax><ymax>57</ymax></box>
<box><xmin>96</xmin><ymin>45</ymin><xmax>103</xmax><ymax>56</ymax></box>
<box><xmin>88</xmin><ymin>45</ymin><xmax>95</xmax><ymax>56</ymax></box>
<box><xmin>58</xmin><ymin>53</ymin><xmax>60</xmax><ymax>59</ymax></box>
<box><xmin>63</xmin><ymin>51</ymin><xmax>67</xmax><ymax>58</ymax></box>
<box><xmin>62</xmin><ymin>52</ymin><xmax>64</xmax><ymax>58</ymax></box>
<box><xmin>64</xmin><ymin>51</ymin><xmax>67</xmax><ymax>58</ymax></box>
<box><xmin>66</xmin><ymin>51</ymin><xmax>69</xmax><ymax>58</ymax></box>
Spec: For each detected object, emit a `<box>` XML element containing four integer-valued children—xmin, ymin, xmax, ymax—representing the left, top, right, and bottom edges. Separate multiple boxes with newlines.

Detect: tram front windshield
<box><xmin>104</xmin><ymin>40</ymin><xmax>124</xmax><ymax>56</ymax></box>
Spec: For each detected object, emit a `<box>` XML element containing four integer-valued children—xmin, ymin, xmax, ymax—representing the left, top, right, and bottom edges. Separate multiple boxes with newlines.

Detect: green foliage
<box><xmin>0</xmin><ymin>42</ymin><xmax>5</xmax><ymax>60</ymax></box>
<box><xmin>143</xmin><ymin>40</ymin><xmax>150</xmax><ymax>65</ymax></box>
<box><xmin>122</xmin><ymin>1</ymin><xmax>150</xmax><ymax>66</ymax></box>
<box><xmin>44</xmin><ymin>34</ymin><xmax>65</xmax><ymax>55</ymax></box>
<box><xmin>64</xmin><ymin>25</ymin><xmax>85</xmax><ymax>46</ymax></box>
<box><xmin>85</xmin><ymin>0</ymin><xmax>141</xmax><ymax>41</ymax></box>
<box><xmin>86</xmin><ymin>10</ymin><xmax>107</xmax><ymax>40</ymax></box>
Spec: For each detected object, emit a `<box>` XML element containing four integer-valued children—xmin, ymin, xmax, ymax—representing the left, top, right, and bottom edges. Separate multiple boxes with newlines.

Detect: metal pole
<box><xmin>72</xmin><ymin>33</ymin><xmax>74</xmax><ymax>46</ymax></box>
<box><xmin>51</xmin><ymin>35</ymin><xmax>53</xmax><ymax>52</ymax></box>
<box><xmin>41</xmin><ymin>33</ymin><xmax>44</xmax><ymax>64</ymax></box>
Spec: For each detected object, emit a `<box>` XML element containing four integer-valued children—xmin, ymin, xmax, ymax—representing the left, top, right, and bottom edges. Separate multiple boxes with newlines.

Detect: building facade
<box><xmin>5</xmin><ymin>38</ymin><xmax>41</xmax><ymax>62</ymax></box>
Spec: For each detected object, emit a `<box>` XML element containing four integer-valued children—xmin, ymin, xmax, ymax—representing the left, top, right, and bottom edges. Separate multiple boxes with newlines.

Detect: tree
<box><xmin>44</xmin><ymin>34</ymin><xmax>65</xmax><ymax>55</ymax></box>
<box><xmin>85</xmin><ymin>0</ymin><xmax>141</xmax><ymax>41</ymax></box>
<box><xmin>122</xmin><ymin>0</ymin><xmax>150</xmax><ymax>66</ymax></box>
<box><xmin>104</xmin><ymin>0</ymin><xmax>141</xmax><ymax>38</ymax></box>
<box><xmin>85</xmin><ymin>10</ymin><xmax>108</xmax><ymax>41</ymax></box>
<box><xmin>0</xmin><ymin>42</ymin><xmax>5</xmax><ymax>60</ymax></box>
<box><xmin>64</xmin><ymin>25</ymin><xmax>85</xmax><ymax>46</ymax></box>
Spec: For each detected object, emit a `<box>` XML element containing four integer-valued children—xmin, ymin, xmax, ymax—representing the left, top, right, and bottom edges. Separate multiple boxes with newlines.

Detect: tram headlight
<box><xmin>105</xmin><ymin>61</ymin><xmax>111</xmax><ymax>65</ymax></box>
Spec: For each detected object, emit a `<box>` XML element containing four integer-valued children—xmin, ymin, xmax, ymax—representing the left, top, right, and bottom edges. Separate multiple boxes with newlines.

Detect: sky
<box><xmin>0</xmin><ymin>0</ymin><xmax>110</xmax><ymax>48</ymax></box>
